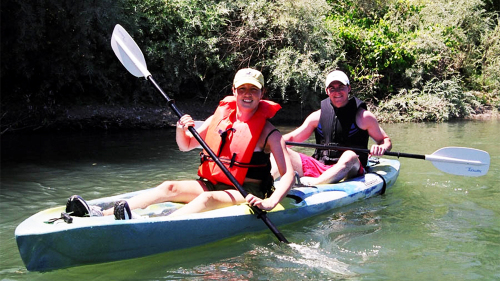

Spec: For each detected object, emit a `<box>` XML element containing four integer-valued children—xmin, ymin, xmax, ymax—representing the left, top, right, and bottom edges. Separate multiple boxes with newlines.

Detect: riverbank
<box><xmin>466</xmin><ymin>105</ymin><xmax>499</xmax><ymax>121</ymax></box>
<box><xmin>1</xmin><ymin>101</ymin><xmax>498</xmax><ymax>134</ymax></box>
<box><xmin>49</xmin><ymin>100</ymin><xmax>311</xmax><ymax>131</ymax></box>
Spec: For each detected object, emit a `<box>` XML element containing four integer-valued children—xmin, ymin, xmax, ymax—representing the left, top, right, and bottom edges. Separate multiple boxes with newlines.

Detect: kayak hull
<box><xmin>15</xmin><ymin>158</ymin><xmax>399</xmax><ymax>271</ymax></box>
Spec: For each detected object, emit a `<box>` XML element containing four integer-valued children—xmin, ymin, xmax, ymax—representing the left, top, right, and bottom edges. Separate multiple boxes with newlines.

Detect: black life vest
<box><xmin>312</xmin><ymin>96</ymin><xmax>369</xmax><ymax>166</ymax></box>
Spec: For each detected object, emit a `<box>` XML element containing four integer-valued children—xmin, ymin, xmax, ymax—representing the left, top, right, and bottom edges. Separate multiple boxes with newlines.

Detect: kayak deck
<box><xmin>15</xmin><ymin>158</ymin><xmax>400</xmax><ymax>271</ymax></box>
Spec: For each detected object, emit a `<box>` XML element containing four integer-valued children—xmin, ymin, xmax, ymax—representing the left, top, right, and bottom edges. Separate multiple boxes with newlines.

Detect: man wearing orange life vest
<box><xmin>66</xmin><ymin>68</ymin><xmax>294</xmax><ymax>220</ymax></box>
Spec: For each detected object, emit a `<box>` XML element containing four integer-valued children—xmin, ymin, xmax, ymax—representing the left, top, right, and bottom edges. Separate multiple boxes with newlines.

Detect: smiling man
<box><xmin>67</xmin><ymin>68</ymin><xmax>294</xmax><ymax>220</ymax></box>
<box><xmin>273</xmin><ymin>70</ymin><xmax>392</xmax><ymax>185</ymax></box>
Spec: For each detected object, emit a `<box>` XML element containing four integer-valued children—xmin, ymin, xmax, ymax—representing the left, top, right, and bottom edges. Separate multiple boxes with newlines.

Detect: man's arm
<box><xmin>283</xmin><ymin>110</ymin><xmax>321</xmax><ymax>143</ymax></box>
<box><xmin>356</xmin><ymin>109</ymin><xmax>392</xmax><ymax>156</ymax></box>
<box><xmin>247</xmin><ymin>124</ymin><xmax>294</xmax><ymax>211</ymax></box>
<box><xmin>176</xmin><ymin>115</ymin><xmax>212</xmax><ymax>151</ymax></box>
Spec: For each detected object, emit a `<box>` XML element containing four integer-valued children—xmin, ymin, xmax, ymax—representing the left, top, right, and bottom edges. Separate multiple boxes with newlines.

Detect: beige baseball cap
<box><xmin>233</xmin><ymin>68</ymin><xmax>264</xmax><ymax>89</ymax></box>
<box><xmin>325</xmin><ymin>70</ymin><xmax>350</xmax><ymax>87</ymax></box>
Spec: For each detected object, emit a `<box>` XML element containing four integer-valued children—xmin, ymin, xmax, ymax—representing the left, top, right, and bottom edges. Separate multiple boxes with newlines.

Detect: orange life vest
<box><xmin>198</xmin><ymin>96</ymin><xmax>281</xmax><ymax>186</ymax></box>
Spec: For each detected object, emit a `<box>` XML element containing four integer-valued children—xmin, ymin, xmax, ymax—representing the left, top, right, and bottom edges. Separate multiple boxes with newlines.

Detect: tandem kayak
<box><xmin>15</xmin><ymin>158</ymin><xmax>400</xmax><ymax>272</ymax></box>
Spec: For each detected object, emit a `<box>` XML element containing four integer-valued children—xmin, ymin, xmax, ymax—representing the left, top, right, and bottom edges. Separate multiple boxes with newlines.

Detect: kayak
<box><xmin>15</xmin><ymin>158</ymin><xmax>400</xmax><ymax>272</ymax></box>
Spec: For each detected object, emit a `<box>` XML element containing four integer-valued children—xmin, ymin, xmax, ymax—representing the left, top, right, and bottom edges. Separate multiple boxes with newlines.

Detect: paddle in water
<box><xmin>285</xmin><ymin>142</ymin><xmax>490</xmax><ymax>177</ymax></box>
<box><xmin>110</xmin><ymin>24</ymin><xmax>288</xmax><ymax>243</ymax></box>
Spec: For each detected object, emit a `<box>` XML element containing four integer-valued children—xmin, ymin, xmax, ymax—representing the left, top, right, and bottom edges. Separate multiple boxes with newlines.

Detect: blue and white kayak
<box><xmin>15</xmin><ymin>158</ymin><xmax>400</xmax><ymax>272</ymax></box>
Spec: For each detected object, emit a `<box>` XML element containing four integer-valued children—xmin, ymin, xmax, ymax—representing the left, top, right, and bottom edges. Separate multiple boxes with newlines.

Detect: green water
<box><xmin>1</xmin><ymin>120</ymin><xmax>498</xmax><ymax>280</ymax></box>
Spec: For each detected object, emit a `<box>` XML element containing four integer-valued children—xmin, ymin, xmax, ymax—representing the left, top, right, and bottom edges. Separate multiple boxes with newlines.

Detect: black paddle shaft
<box><xmin>285</xmin><ymin>142</ymin><xmax>426</xmax><ymax>160</ymax></box>
<box><xmin>148</xmin><ymin>76</ymin><xmax>289</xmax><ymax>243</ymax></box>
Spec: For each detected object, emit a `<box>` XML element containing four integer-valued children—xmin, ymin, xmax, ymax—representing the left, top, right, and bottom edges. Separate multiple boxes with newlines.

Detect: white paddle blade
<box><xmin>111</xmin><ymin>24</ymin><xmax>151</xmax><ymax>78</ymax></box>
<box><xmin>426</xmin><ymin>147</ymin><xmax>490</xmax><ymax>177</ymax></box>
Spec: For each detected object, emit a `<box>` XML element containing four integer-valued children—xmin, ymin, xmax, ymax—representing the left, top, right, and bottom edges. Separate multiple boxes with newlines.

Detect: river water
<box><xmin>1</xmin><ymin>120</ymin><xmax>498</xmax><ymax>280</ymax></box>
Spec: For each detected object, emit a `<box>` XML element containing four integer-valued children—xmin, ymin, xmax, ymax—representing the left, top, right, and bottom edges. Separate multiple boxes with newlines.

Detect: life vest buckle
<box><xmin>229</xmin><ymin>153</ymin><xmax>237</xmax><ymax>168</ymax></box>
<box><xmin>200</xmin><ymin>152</ymin><xmax>208</xmax><ymax>164</ymax></box>
<box><xmin>218</xmin><ymin>128</ymin><xmax>236</xmax><ymax>156</ymax></box>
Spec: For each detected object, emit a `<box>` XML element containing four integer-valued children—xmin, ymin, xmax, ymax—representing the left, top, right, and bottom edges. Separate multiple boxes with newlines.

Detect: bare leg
<box><xmin>271</xmin><ymin>147</ymin><xmax>304</xmax><ymax>179</ymax></box>
<box><xmin>169</xmin><ymin>189</ymin><xmax>245</xmax><ymax>217</ymax></box>
<box><xmin>102</xmin><ymin>180</ymin><xmax>205</xmax><ymax>216</ymax></box>
<box><xmin>309</xmin><ymin>150</ymin><xmax>360</xmax><ymax>185</ymax></box>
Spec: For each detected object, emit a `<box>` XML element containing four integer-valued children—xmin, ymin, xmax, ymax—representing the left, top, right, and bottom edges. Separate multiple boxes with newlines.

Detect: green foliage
<box><xmin>475</xmin><ymin>16</ymin><xmax>500</xmax><ymax>107</ymax></box>
<box><xmin>1</xmin><ymin>0</ymin><xmax>499</xmax><ymax>131</ymax></box>
<box><xmin>122</xmin><ymin>0</ymin><xmax>235</xmax><ymax>102</ymax></box>
<box><xmin>326</xmin><ymin>0</ymin><xmax>421</xmax><ymax>100</ymax></box>
<box><xmin>224</xmin><ymin>0</ymin><xmax>342</xmax><ymax>107</ymax></box>
<box><xmin>326</xmin><ymin>0</ymin><xmax>498</xmax><ymax>121</ymax></box>
<box><xmin>117</xmin><ymin>0</ymin><xmax>342</xmax><ymax>107</ymax></box>
<box><xmin>374</xmin><ymin>77</ymin><xmax>480</xmax><ymax>122</ymax></box>
<box><xmin>403</xmin><ymin>0</ymin><xmax>495</xmax><ymax>87</ymax></box>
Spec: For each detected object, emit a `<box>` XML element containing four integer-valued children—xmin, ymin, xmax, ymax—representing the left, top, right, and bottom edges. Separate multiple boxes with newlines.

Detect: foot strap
<box><xmin>45</xmin><ymin>212</ymin><xmax>73</xmax><ymax>224</ymax></box>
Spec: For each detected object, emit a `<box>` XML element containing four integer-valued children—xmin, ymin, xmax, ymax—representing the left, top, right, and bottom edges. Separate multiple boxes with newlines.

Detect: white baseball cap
<box><xmin>233</xmin><ymin>68</ymin><xmax>264</xmax><ymax>89</ymax></box>
<box><xmin>325</xmin><ymin>70</ymin><xmax>350</xmax><ymax>87</ymax></box>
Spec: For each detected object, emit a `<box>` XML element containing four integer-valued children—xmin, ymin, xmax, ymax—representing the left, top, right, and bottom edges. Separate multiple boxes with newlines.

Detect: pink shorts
<box><xmin>299</xmin><ymin>153</ymin><xmax>365</xmax><ymax>178</ymax></box>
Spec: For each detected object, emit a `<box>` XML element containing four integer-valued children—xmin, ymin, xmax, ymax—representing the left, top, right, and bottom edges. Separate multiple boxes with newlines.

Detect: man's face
<box><xmin>326</xmin><ymin>81</ymin><xmax>350</xmax><ymax>108</ymax></box>
<box><xmin>233</xmin><ymin>83</ymin><xmax>263</xmax><ymax>112</ymax></box>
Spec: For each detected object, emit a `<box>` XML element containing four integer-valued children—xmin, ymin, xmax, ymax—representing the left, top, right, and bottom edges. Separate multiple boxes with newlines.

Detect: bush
<box><xmin>476</xmin><ymin>16</ymin><xmax>500</xmax><ymax>106</ymax></box>
<box><xmin>403</xmin><ymin>0</ymin><xmax>495</xmax><ymax>86</ymax></box>
<box><xmin>106</xmin><ymin>0</ymin><xmax>341</xmax><ymax>107</ymax></box>
<box><xmin>326</xmin><ymin>0</ymin><xmax>420</xmax><ymax>100</ymax></box>
<box><xmin>374</xmin><ymin>77</ymin><xmax>480</xmax><ymax>122</ymax></box>
<box><xmin>122</xmin><ymin>0</ymin><xmax>236</xmax><ymax>102</ymax></box>
<box><xmin>226</xmin><ymin>0</ymin><xmax>342</xmax><ymax>107</ymax></box>
<box><xmin>326</xmin><ymin>0</ymin><xmax>497</xmax><ymax>121</ymax></box>
<box><xmin>1</xmin><ymin>0</ymin><xmax>498</xmax><ymax>132</ymax></box>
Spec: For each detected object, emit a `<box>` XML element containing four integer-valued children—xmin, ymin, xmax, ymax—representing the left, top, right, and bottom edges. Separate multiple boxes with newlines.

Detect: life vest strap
<box><xmin>218</xmin><ymin>128</ymin><xmax>236</xmax><ymax>157</ymax></box>
<box><xmin>200</xmin><ymin>152</ymin><xmax>267</xmax><ymax>168</ymax></box>
<box><xmin>230</xmin><ymin>153</ymin><xmax>237</xmax><ymax>168</ymax></box>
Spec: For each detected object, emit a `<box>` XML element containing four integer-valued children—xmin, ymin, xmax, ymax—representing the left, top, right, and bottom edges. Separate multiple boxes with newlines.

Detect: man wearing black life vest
<box><xmin>273</xmin><ymin>70</ymin><xmax>392</xmax><ymax>186</ymax></box>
